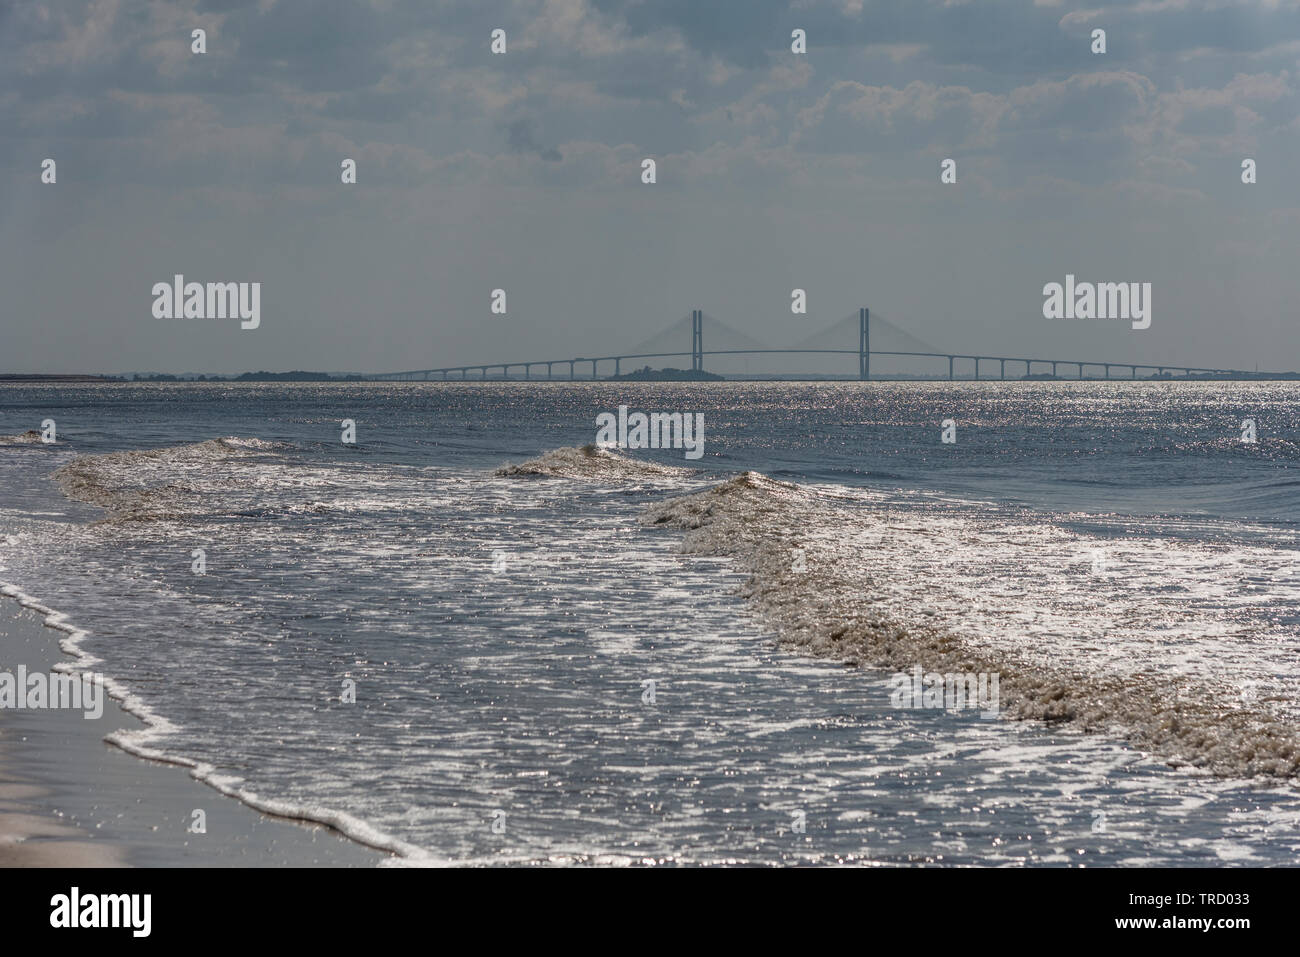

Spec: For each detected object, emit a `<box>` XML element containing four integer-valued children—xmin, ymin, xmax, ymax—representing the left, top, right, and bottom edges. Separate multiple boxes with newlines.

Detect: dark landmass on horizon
<box><xmin>605</xmin><ymin>366</ymin><xmax>726</xmax><ymax>381</ymax></box>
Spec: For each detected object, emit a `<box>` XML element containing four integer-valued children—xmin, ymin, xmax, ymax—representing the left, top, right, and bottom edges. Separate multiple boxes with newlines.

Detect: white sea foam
<box><xmin>52</xmin><ymin>437</ymin><xmax>292</xmax><ymax>521</ymax></box>
<box><xmin>643</xmin><ymin>471</ymin><xmax>1300</xmax><ymax>780</ymax></box>
<box><xmin>0</xmin><ymin>580</ymin><xmax>434</xmax><ymax>865</ymax></box>
<box><xmin>8</xmin><ymin>436</ymin><xmax>446</xmax><ymax>863</ymax></box>
<box><xmin>496</xmin><ymin>444</ymin><xmax>693</xmax><ymax>482</ymax></box>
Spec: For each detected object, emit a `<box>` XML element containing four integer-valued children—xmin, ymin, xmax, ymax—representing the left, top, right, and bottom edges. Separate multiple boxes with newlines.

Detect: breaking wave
<box><xmin>643</xmin><ymin>471</ymin><xmax>1300</xmax><ymax>780</ymax></box>
<box><xmin>0</xmin><ymin>429</ymin><xmax>46</xmax><ymax>445</ymax></box>
<box><xmin>496</xmin><ymin>444</ymin><xmax>694</xmax><ymax>481</ymax></box>
<box><xmin>53</xmin><ymin>437</ymin><xmax>293</xmax><ymax>522</ymax></box>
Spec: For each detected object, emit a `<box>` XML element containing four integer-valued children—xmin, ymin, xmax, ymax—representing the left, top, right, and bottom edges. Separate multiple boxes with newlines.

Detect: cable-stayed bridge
<box><xmin>368</xmin><ymin>308</ymin><xmax>1263</xmax><ymax>381</ymax></box>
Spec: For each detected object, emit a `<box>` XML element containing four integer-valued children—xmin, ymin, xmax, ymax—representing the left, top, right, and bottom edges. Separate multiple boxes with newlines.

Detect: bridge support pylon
<box><xmin>691</xmin><ymin>309</ymin><xmax>703</xmax><ymax>373</ymax></box>
<box><xmin>859</xmin><ymin>308</ymin><xmax>870</xmax><ymax>381</ymax></box>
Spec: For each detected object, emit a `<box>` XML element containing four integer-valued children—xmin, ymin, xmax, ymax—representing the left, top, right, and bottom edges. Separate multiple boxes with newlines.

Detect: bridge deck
<box><xmin>367</xmin><ymin>348</ymin><xmax>1252</xmax><ymax>381</ymax></box>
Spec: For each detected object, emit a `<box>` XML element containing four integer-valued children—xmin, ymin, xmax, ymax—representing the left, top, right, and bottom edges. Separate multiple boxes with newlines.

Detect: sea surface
<box><xmin>2</xmin><ymin>380</ymin><xmax>1299</xmax><ymax>866</ymax></box>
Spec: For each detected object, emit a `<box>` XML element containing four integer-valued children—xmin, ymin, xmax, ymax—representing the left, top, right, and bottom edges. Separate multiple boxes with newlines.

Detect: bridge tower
<box><xmin>859</xmin><ymin>307</ymin><xmax>870</xmax><ymax>381</ymax></box>
<box><xmin>691</xmin><ymin>309</ymin><xmax>703</xmax><ymax>372</ymax></box>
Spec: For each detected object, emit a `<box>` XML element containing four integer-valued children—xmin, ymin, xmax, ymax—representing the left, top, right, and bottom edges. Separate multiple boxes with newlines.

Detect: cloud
<box><xmin>506</xmin><ymin>117</ymin><xmax>563</xmax><ymax>161</ymax></box>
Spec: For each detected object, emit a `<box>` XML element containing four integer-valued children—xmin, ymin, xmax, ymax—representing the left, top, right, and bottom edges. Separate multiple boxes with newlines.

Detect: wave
<box><xmin>495</xmin><ymin>444</ymin><xmax>694</xmax><ymax>481</ymax></box>
<box><xmin>643</xmin><ymin>471</ymin><xmax>1300</xmax><ymax>780</ymax></box>
<box><xmin>0</xmin><ymin>430</ymin><xmax>46</xmax><ymax>445</ymax></box>
<box><xmin>52</xmin><ymin>437</ymin><xmax>291</xmax><ymax>522</ymax></box>
<box><xmin>11</xmin><ymin>436</ymin><xmax>464</xmax><ymax>862</ymax></box>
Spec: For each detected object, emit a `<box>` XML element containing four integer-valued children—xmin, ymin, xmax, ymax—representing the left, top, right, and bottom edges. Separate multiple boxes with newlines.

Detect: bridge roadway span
<box><xmin>368</xmin><ymin>349</ymin><xmax>1249</xmax><ymax>382</ymax></box>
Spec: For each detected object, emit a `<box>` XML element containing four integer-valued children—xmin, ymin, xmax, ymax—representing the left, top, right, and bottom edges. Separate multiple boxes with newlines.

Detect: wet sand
<box><xmin>0</xmin><ymin>598</ymin><xmax>388</xmax><ymax>867</ymax></box>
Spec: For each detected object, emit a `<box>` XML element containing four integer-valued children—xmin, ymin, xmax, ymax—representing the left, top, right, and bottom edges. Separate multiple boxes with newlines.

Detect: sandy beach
<box><xmin>0</xmin><ymin>598</ymin><xmax>387</xmax><ymax>867</ymax></box>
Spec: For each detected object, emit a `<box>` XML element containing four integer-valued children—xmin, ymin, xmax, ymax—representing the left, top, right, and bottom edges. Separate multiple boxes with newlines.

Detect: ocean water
<box><xmin>1</xmin><ymin>380</ymin><xmax>1299</xmax><ymax>866</ymax></box>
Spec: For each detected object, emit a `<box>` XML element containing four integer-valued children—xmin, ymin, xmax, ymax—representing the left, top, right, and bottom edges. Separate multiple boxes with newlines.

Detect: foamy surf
<box><xmin>0</xmin><ymin>430</ymin><xmax>47</xmax><ymax>445</ymax></box>
<box><xmin>7</xmin><ymin>436</ymin><xmax>461</xmax><ymax>862</ymax></box>
<box><xmin>7</xmin><ymin>381</ymin><xmax>1300</xmax><ymax>866</ymax></box>
<box><xmin>0</xmin><ymin>581</ymin><xmax>435</xmax><ymax>865</ymax></box>
<box><xmin>643</xmin><ymin>471</ymin><xmax>1300</xmax><ymax>780</ymax></box>
<box><xmin>496</xmin><ymin>443</ymin><xmax>694</xmax><ymax>482</ymax></box>
<box><xmin>52</xmin><ymin>437</ymin><xmax>293</xmax><ymax>522</ymax></box>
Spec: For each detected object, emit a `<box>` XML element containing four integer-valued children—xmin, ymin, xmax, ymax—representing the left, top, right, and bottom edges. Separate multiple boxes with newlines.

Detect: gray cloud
<box><xmin>506</xmin><ymin>117</ymin><xmax>562</xmax><ymax>161</ymax></box>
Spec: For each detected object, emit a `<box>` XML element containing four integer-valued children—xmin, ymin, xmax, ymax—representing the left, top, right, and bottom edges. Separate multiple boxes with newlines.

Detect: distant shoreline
<box><xmin>4</xmin><ymin>371</ymin><xmax>1300</xmax><ymax>383</ymax></box>
<box><xmin>605</xmin><ymin>366</ymin><xmax>725</xmax><ymax>382</ymax></box>
<box><xmin>0</xmin><ymin>374</ymin><xmax>122</xmax><ymax>382</ymax></box>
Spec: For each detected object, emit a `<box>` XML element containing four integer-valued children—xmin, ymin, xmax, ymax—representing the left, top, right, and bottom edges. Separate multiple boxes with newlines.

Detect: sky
<box><xmin>1</xmin><ymin>0</ymin><xmax>1298</xmax><ymax>375</ymax></box>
